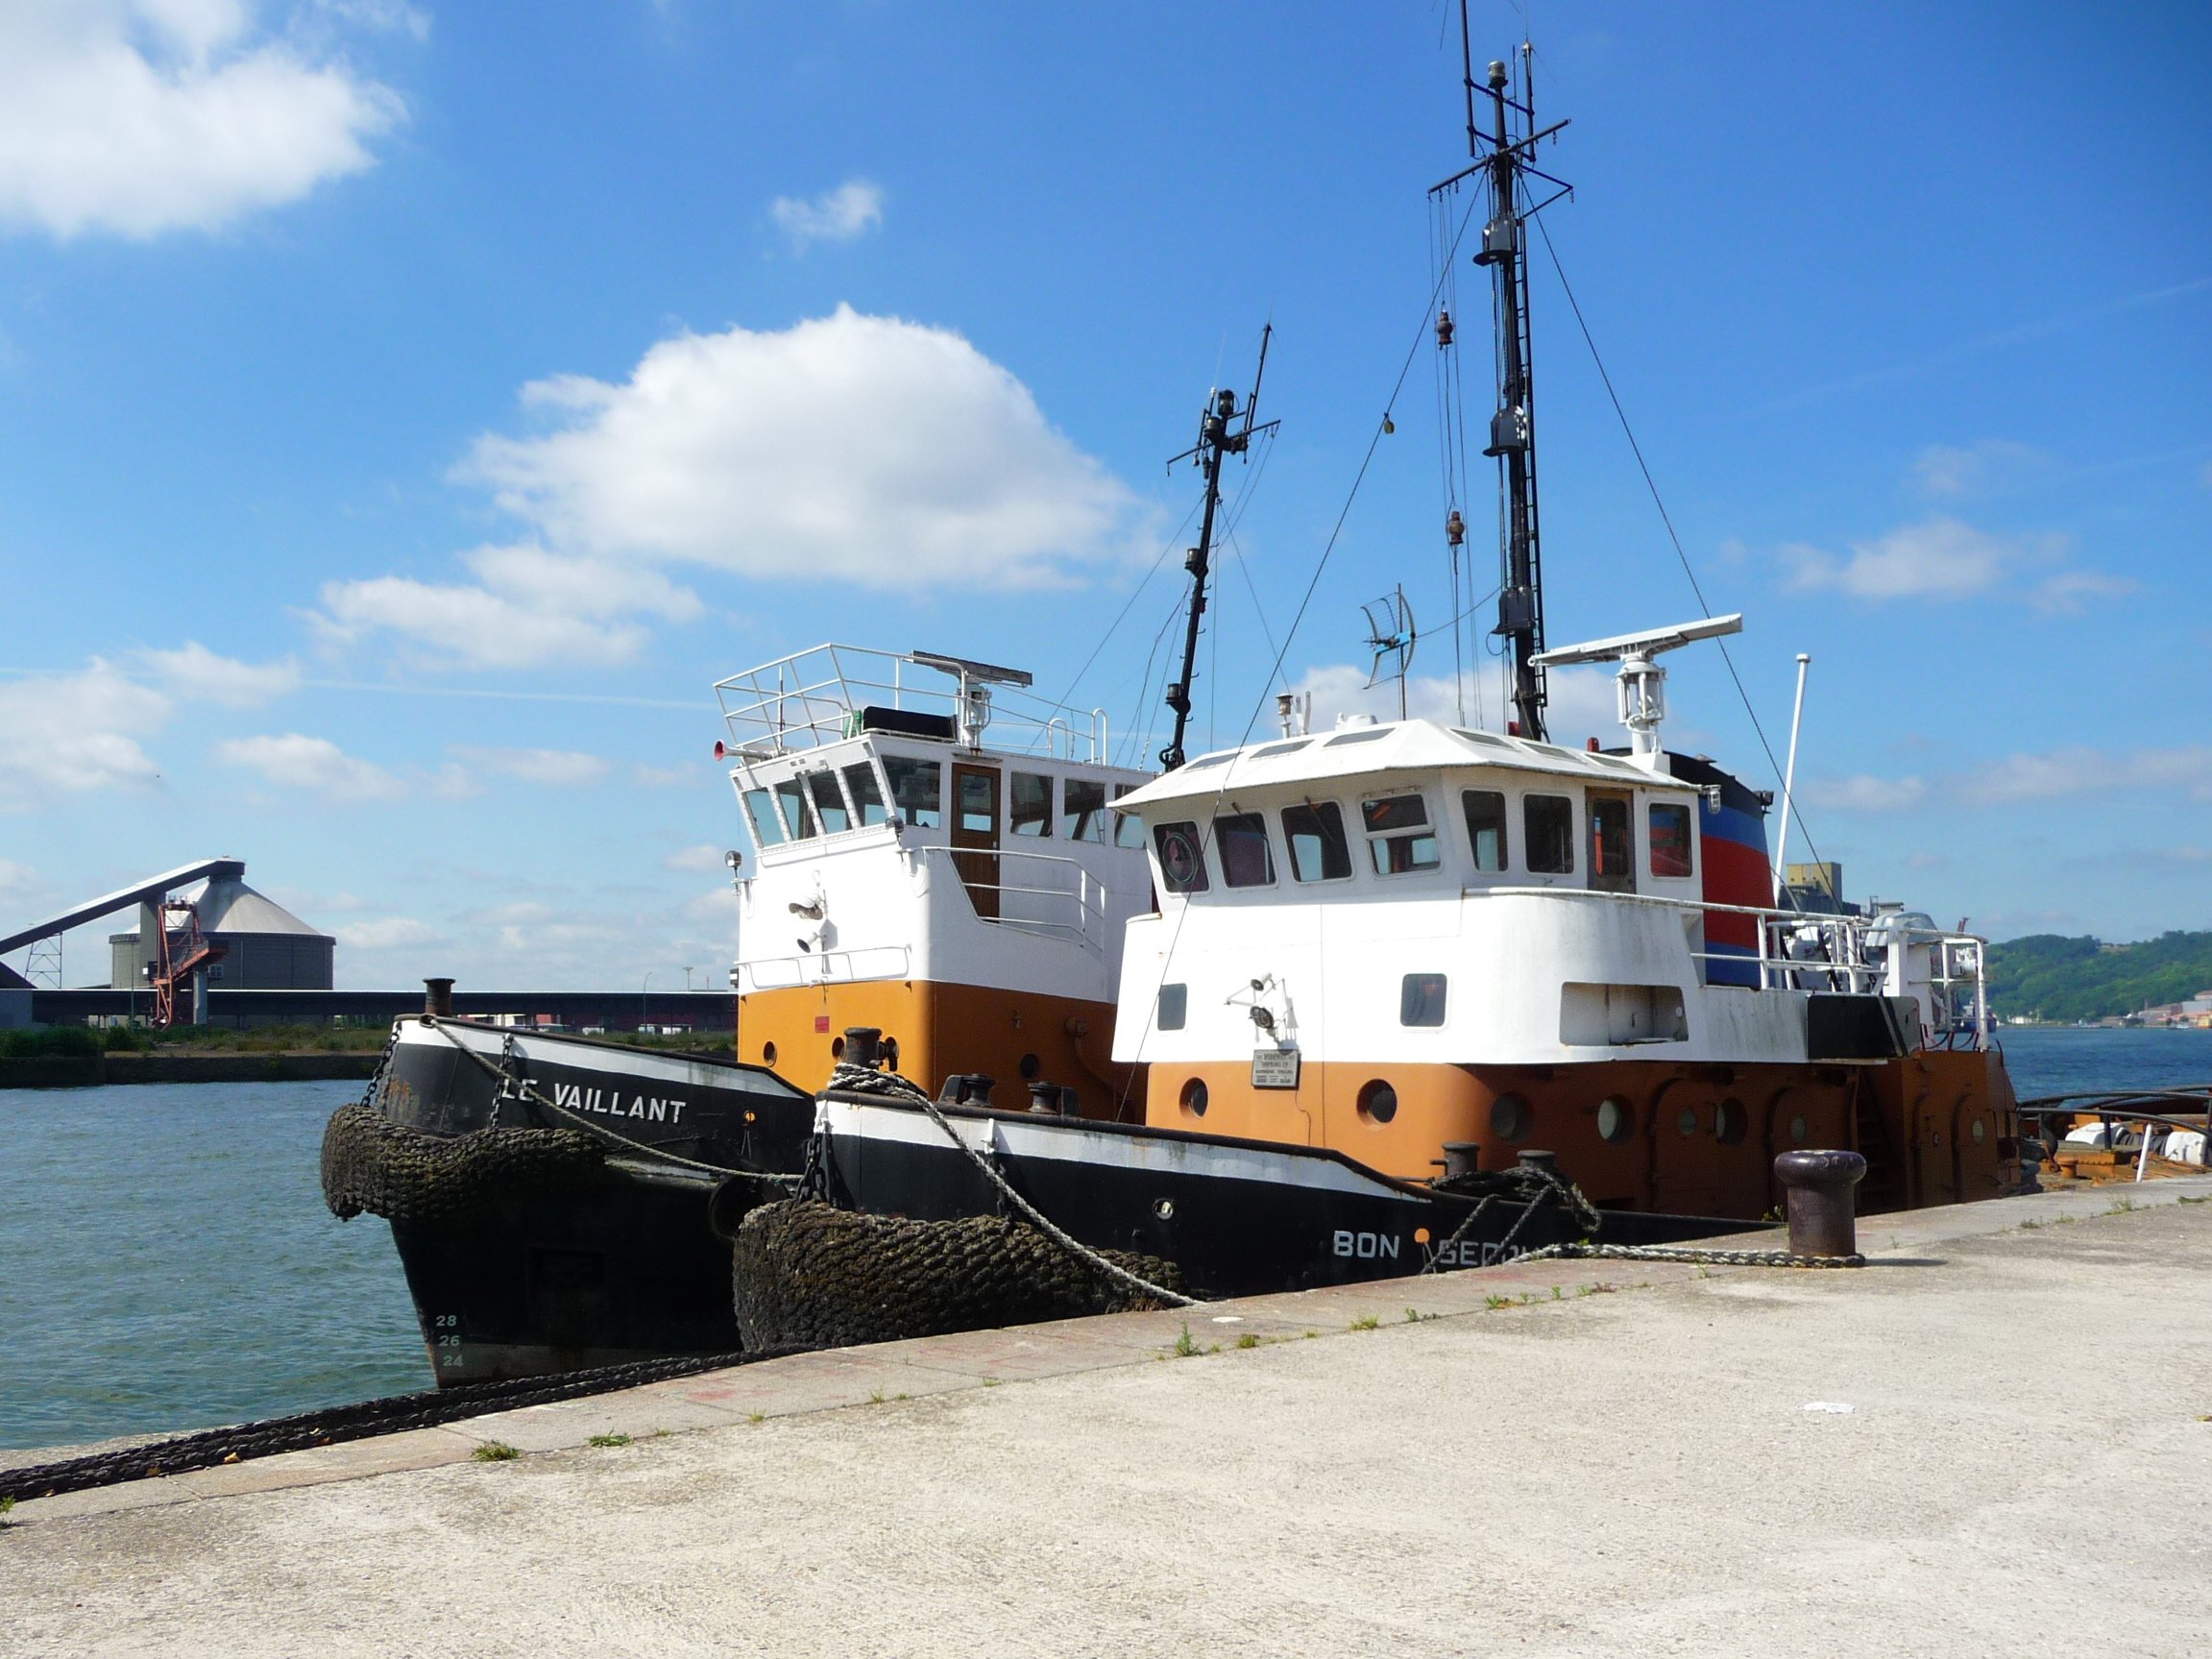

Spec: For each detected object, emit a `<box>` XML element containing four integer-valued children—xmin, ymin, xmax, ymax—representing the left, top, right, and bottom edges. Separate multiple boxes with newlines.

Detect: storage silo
<box><xmin>109</xmin><ymin>869</ymin><xmax>335</xmax><ymax>991</ymax></box>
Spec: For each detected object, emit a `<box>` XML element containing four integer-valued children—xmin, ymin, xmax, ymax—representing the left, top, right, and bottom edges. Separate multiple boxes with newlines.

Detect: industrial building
<box><xmin>107</xmin><ymin>866</ymin><xmax>333</xmax><ymax>992</ymax></box>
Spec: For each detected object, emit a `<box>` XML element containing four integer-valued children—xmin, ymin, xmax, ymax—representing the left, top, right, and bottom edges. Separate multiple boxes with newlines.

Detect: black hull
<box><xmin>364</xmin><ymin>1023</ymin><xmax>1760</xmax><ymax>1383</ymax></box>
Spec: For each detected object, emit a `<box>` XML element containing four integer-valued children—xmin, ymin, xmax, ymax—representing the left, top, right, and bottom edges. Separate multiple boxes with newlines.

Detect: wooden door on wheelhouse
<box><xmin>950</xmin><ymin>762</ymin><xmax>1002</xmax><ymax>918</ymax></box>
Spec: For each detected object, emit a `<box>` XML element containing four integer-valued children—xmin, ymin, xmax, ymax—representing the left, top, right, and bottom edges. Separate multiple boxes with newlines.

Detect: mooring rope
<box><xmin>425</xmin><ymin>1017</ymin><xmax>797</xmax><ymax>1184</ymax></box>
<box><xmin>824</xmin><ymin>1061</ymin><xmax>1201</xmax><ymax>1309</ymax></box>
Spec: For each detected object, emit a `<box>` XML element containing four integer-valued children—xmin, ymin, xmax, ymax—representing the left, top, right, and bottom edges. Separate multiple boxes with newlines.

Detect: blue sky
<box><xmin>1</xmin><ymin>0</ymin><xmax>2206</xmax><ymax>990</ymax></box>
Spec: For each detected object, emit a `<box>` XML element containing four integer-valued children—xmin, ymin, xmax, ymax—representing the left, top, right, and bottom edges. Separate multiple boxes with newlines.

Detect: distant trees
<box><xmin>1987</xmin><ymin>931</ymin><xmax>2212</xmax><ymax>1022</ymax></box>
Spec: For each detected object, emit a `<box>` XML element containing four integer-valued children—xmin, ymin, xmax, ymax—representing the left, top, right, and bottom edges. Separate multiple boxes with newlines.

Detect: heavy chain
<box><xmin>1516</xmin><ymin>1241</ymin><xmax>1865</xmax><ymax>1269</ymax></box>
<box><xmin>0</xmin><ymin>1345</ymin><xmax>804</xmax><ymax>1507</ymax></box>
<box><xmin>824</xmin><ymin>1062</ymin><xmax>1200</xmax><ymax>1309</ymax></box>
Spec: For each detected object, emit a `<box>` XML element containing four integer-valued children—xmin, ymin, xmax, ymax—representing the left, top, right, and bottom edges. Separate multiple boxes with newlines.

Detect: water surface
<box><xmin>3</xmin><ymin>1030</ymin><xmax>2208</xmax><ymax>1452</ymax></box>
<box><xmin>0</xmin><ymin>1080</ymin><xmax>424</xmax><ymax>1451</ymax></box>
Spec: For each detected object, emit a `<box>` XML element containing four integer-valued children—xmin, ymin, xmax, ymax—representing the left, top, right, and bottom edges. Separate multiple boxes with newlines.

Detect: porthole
<box><xmin>1972</xmin><ymin>1117</ymin><xmax>1987</xmax><ymax>1145</ymax></box>
<box><xmin>1677</xmin><ymin>1107</ymin><xmax>1700</xmax><ymax>1137</ymax></box>
<box><xmin>1019</xmin><ymin>1051</ymin><xmax>1041</xmax><ymax>1081</ymax></box>
<box><xmin>831</xmin><ymin>1035</ymin><xmax>846</xmax><ymax>1061</ymax></box>
<box><xmin>1179</xmin><ymin>1077</ymin><xmax>1208</xmax><ymax>1118</ymax></box>
<box><xmin>1596</xmin><ymin>1096</ymin><xmax>1635</xmax><ymax>1144</ymax></box>
<box><xmin>1788</xmin><ymin>1114</ymin><xmax>1810</xmax><ymax>1144</ymax></box>
<box><xmin>762</xmin><ymin>1040</ymin><xmax>777</xmax><ymax>1067</ymax></box>
<box><xmin>1715</xmin><ymin>1099</ymin><xmax>1748</xmax><ymax>1146</ymax></box>
<box><xmin>1358</xmin><ymin>1080</ymin><xmax>1398</xmax><ymax>1125</ymax></box>
<box><xmin>1490</xmin><ymin>1094</ymin><xmax>1531</xmax><ymax>1143</ymax></box>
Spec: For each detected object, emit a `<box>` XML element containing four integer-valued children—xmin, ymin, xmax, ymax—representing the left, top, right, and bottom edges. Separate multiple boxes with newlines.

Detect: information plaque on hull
<box><xmin>1252</xmin><ymin>1047</ymin><xmax>1300</xmax><ymax>1089</ymax></box>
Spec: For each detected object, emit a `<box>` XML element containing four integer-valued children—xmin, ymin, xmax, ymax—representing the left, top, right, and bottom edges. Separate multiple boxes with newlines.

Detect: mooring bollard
<box><xmin>1441</xmin><ymin>1140</ymin><xmax>1483</xmax><ymax>1180</ymax></box>
<box><xmin>423</xmin><ymin>977</ymin><xmax>454</xmax><ymax>1018</ymax></box>
<box><xmin>1774</xmin><ymin>1149</ymin><xmax>1867</xmax><ymax>1257</ymax></box>
<box><xmin>843</xmin><ymin>1026</ymin><xmax>883</xmax><ymax>1069</ymax></box>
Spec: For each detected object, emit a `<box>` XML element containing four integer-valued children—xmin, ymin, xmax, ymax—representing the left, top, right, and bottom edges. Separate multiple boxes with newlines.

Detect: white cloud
<box><xmin>0</xmin><ymin>857</ymin><xmax>37</xmax><ymax>894</ymax></box>
<box><xmin>661</xmin><ymin>843</ymin><xmax>730</xmax><ymax>874</ymax></box>
<box><xmin>1779</xmin><ymin>514</ymin><xmax>2127</xmax><ymax>609</ymax></box>
<box><xmin>1286</xmin><ymin>661</ymin><xmax>1621</xmax><ymax>744</ymax></box>
<box><xmin>461</xmin><ymin>305</ymin><xmax>1139</xmax><ymax>592</ymax></box>
<box><xmin>138</xmin><ymin>640</ymin><xmax>300</xmax><ymax>705</ymax></box>
<box><xmin>1802</xmin><ymin>773</ymin><xmax>1930</xmax><ymax>813</ymax></box>
<box><xmin>1797</xmin><ymin>746</ymin><xmax>2212</xmax><ymax>814</ymax></box>
<box><xmin>770</xmin><ymin>179</ymin><xmax>884</xmax><ymax>248</ymax></box>
<box><xmin>2029</xmin><ymin>568</ymin><xmax>2137</xmax><ymax>613</ymax></box>
<box><xmin>632</xmin><ymin>762</ymin><xmax>697</xmax><ymax>788</ymax></box>
<box><xmin>0</xmin><ymin>1</ymin><xmax>406</xmax><ymax>240</ymax></box>
<box><xmin>213</xmin><ymin>731</ymin><xmax>402</xmax><ymax>800</ymax></box>
<box><xmin>1957</xmin><ymin>745</ymin><xmax>2212</xmax><ymax>807</ymax></box>
<box><xmin>335</xmin><ymin>915</ymin><xmax>441</xmax><ymax>950</ymax></box>
<box><xmin>1912</xmin><ymin>440</ymin><xmax>2048</xmax><ymax>499</ymax></box>
<box><xmin>0</xmin><ymin>661</ymin><xmax>170</xmax><ymax>809</ymax></box>
<box><xmin>314</xmin><ymin>542</ymin><xmax>702</xmax><ymax>671</ymax></box>
<box><xmin>1782</xmin><ymin>517</ymin><xmax>2017</xmax><ymax>599</ymax></box>
<box><xmin>448</xmin><ymin>744</ymin><xmax>610</xmax><ymax>787</ymax></box>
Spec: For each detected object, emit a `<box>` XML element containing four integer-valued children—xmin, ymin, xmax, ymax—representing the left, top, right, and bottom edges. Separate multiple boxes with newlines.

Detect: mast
<box><xmin>1160</xmin><ymin>328</ymin><xmax>1276</xmax><ymax>771</ymax></box>
<box><xmin>1436</xmin><ymin>7</ymin><xmax>1569</xmax><ymax>744</ymax></box>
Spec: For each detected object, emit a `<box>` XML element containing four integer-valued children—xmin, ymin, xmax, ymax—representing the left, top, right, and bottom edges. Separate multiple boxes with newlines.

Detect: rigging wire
<box><xmin>1531</xmin><ymin>214</ymin><xmax>1828</xmax><ymax>878</ymax></box>
<box><xmin>1055</xmin><ymin>496</ymin><xmax>1202</xmax><ymax>709</ymax></box>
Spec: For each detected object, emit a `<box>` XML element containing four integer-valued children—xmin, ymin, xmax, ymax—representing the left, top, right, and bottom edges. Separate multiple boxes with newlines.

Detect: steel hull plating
<box><xmin>363</xmin><ymin>1019</ymin><xmax>1762</xmax><ymax>1383</ymax></box>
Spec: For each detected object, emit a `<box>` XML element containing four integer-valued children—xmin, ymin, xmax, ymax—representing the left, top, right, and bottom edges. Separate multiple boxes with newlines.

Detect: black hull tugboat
<box><xmin>328</xmin><ymin>20</ymin><xmax>2027</xmax><ymax>1385</ymax></box>
<box><xmin>328</xmin><ymin>1006</ymin><xmax>1750</xmax><ymax>1382</ymax></box>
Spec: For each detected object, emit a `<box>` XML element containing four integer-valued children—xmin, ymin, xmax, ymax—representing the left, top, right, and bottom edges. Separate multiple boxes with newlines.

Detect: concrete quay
<box><xmin>6</xmin><ymin>1180</ymin><xmax>2211</xmax><ymax>1657</ymax></box>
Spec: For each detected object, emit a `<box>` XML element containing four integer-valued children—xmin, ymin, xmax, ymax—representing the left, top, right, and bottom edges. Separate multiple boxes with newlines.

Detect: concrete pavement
<box><xmin>5</xmin><ymin>1178</ymin><xmax>2211</xmax><ymax>1656</ymax></box>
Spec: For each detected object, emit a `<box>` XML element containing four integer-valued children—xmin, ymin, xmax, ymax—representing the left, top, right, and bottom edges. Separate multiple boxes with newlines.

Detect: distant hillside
<box><xmin>1986</xmin><ymin>931</ymin><xmax>2212</xmax><ymax>1022</ymax></box>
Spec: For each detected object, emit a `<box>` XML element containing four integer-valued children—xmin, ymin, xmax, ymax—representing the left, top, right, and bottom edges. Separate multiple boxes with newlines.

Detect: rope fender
<box><xmin>732</xmin><ymin>1199</ymin><xmax>1186</xmax><ymax>1351</ymax></box>
<box><xmin>319</xmin><ymin>1101</ymin><xmax>604</xmax><ymax>1229</ymax></box>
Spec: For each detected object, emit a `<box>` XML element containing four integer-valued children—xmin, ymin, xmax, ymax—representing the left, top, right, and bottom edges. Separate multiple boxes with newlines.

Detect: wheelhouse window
<box><xmin>1112</xmin><ymin>784</ymin><xmax>1145</xmax><ymax>849</ymax></box>
<box><xmin>1649</xmin><ymin>801</ymin><xmax>1694</xmax><ymax>878</ymax></box>
<box><xmin>841</xmin><ymin>762</ymin><xmax>888</xmax><ymax>827</ymax></box>
<box><xmin>957</xmin><ymin>769</ymin><xmax>996</xmax><ymax>833</ymax></box>
<box><xmin>882</xmin><ymin>757</ymin><xmax>941</xmax><ymax>829</ymax></box>
<box><xmin>1156</xmin><ymin>983</ymin><xmax>1188</xmax><ymax>1031</ymax></box>
<box><xmin>1281</xmin><ymin>801</ymin><xmax>1351</xmax><ymax>883</ymax></box>
<box><xmin>773</xmin><ymin>774</ymin><xmax>815</xmax><ymax>841</ymax></box>
<box><xmin>807</xmin><ymin>771</ymin><xmax>852</xmax><ymax>835</ymax></box>
<box><xmin>1009</xmin><ymin>771</ymin><xmax>1054</xmax><ymax>838</ymax></box>
<box><xmin>1524</xmin><ymin>793</ymin><xmax>1574</xmax><ymax>873</ymax></box>
<box><xmin>1400</xmin><ymin>972</ymin><xmax>1447</xmax><ymax>1027</ymax></box>
<box><xmin>1461</xmin><ymin>789</ymin><xmax>1507</xmax><ymax>872</ymax></box>
<box><xmin>1589</xmin><ymin>794</ymin><xmax>1631</xmax><ymax>882</ymax></box>
<box><xmin>1153</xmin><ymin>821</ymin><xmax>1210</xmax><ymax>894</ymax></box>
<box><xmin>741</xmin><ymin>787</ymin><xmax>784</xmax><ymax>849</ymax></box>
<box><xmin>1362</xmin><ymin>793</ymin><xmax>1440</xmax><ymax>875</ymax></box>
<box><xmin>1216</xmin><ymin>814</ymin><xmax>1276</xmax><ymax>888</ymax></box>
<box><xmin>1061</xmin><ymin>777</ymin><xmax>1109</xmax><ymax>842</ymax></box>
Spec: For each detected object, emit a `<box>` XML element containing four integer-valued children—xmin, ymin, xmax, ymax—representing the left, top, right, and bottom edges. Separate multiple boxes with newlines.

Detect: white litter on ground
<box><xmin>1802</xmin><ymin>1402</ymin><xmax>1856</xmax><ymax>1414</ymax></box>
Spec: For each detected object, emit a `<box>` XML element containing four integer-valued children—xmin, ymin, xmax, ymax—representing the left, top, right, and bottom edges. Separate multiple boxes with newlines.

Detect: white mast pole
<box><xmin>1773</xmin><ymin>652</ymin><xmax>1811</xmax><ymax>907</ymax></box>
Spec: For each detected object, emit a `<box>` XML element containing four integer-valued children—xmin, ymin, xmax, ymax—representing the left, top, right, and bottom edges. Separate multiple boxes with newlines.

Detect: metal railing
<box><xmin>715</xmin><ymin>644</ymin><xmax>1110</xmax><ymax>762</ymax></box>
<box><xmin>913</xmin><ymin>843</ymin><xmax>1112</xmax><ymax>953</ymax></box>
<box><xmin>1473</xmin><ymin>884</ymin><xmax>1992</xmax><ymax>1049</ymax></box>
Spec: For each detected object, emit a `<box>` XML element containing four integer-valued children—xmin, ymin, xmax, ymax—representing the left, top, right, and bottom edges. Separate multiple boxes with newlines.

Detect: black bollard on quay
<box><xmin>1774</xmin><ymin>1149</ymin><xmax>1867</xmax><ymax>1257</ymax></box>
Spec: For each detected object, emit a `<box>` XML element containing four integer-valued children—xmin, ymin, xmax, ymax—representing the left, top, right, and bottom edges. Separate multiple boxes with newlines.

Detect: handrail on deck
<box><xmin>715</xmin><ymin>643</ymin><xmax>1112</xmax><ymax>763</ymax></box>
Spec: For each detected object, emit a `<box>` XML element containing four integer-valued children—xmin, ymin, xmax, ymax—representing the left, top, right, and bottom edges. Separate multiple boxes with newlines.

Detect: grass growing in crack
<box><xmin>1236</xmin><ymin>1332</ymin><xmax>1259</xmax><ymax>1350</ymax></box>
<box><xmin>2110</xmin><ymin>1195</ymin><xmax>2139</xmax><ymax>1214</ymax></box>
<box><xmin>587</xmin><ymin>1433</ymin><xmax>630</xmax><ymax>1449</ymax></box>
<box><xmin>472</xmin><ymin>1441</ymin><xmax>520</xmax><ymax>1462</ymax></box>
<box><xmin>1303</xmin><ymin>1329</ymin><xmax>1319</xmax><ymax>1339</ymax></box>
<box><xmin>746</xmin><ymin>1411</ymin><xmax>766</xmax><ymax>1424</ymax></box>
<box><xmin>1173</xmin><ymin>1322</ymin><xmax>1202</xmax><ymax>1356</ymax></box>
<box><xmin>0</xmin><ymin>1495</ymin><xmax>13</xmax><ymax>1518</ymax></box>
<box><xmin>982</xmin><ymin>1378</ymin><xmax>1001</xmax><ymax>1387</ymax></box>
<box><xmin>868</xmin><ymin>1388</ymin><xmax>886</xmax><ymax>1403</ymax></box>
<box><xmin>1349</xmin><ymin>1313</ymin><xmax>1379</xmax><ymax>1331</ymax></box>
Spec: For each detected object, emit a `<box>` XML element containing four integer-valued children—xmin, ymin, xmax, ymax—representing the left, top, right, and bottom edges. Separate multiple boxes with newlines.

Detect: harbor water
<box><xmin>2</xmin><ymin>1028</ymin><xmax>2209</xmax><ymax>1452</ymax></box>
